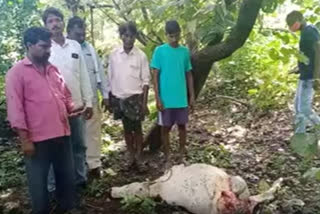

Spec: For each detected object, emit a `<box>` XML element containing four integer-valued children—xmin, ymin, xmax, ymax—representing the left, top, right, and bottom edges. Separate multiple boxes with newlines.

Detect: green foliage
<box><xmin>217</xmin><ymin>29</ymin><xmax>297</xmax><ymax>110</ymax></box>
<box><xmin>0</xmin><ymin>76</ymin><xmax>5</xmax><ymax>104</ymax></box>
<box><xmin>261</xmin><ymin>0</ymin><xmax>286</xmax><ymax>13</ymax></box>
<box><xmin>0</xmin><ymin>149</ymin><xmax>25</xmax><ymax>190</ymax></box>
<box><xmin>188</xmin><ymin>144</ymin><xmax>231</xmax><ymax>167</ymax></box>
<box><xmin>0</xmin><ymin>0</ymin><xmax>40</xmax><ymax>74</ymax></box>
<box><xmin>97</xmin><ymin>0</ymin><xmax>240</xmax><ymax>51</ymax></box>
<box><xmin>303</xmin><ymin>167</ymin><xmax>320</xmax><ymax>181</ymax></box>
<box><xmin>290</xmin><ymin>133</ymin><xmax>318</xmax><ymax>158</ymax></box>
<box><xmin>120</xmin><ymin>196</ymin><xmax>157</xmax><ymax>214</ymax></box>
<box><xmin>85</xmin><ymin>177</ymin><xmax>110</xmax><ymax>197</ymax></box>
<box><xmin>290</xmin><ymin>125</ymin><xmax>320</xmax><ymax>182</ymax></box>
<box><xmin>0</xmin><ymin>0</ymin><xmax>40</xmax><ymax>104</ymax></box>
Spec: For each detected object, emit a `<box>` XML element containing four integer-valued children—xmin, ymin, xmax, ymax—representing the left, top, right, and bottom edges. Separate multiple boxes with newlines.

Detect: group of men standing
<box><xmin>6</xmin><ymin>7</ymin><xmax>110</xmax><ymax>213</ymax></box>
<box><xmin>5</xmin><ymin>5</ymin><xmax>320</xmax><ymax>214</ymax></box>
<box><xmin>5</xmin><ymin>6</ymin><xmax>195</xmax><ymax>214</ymax></box>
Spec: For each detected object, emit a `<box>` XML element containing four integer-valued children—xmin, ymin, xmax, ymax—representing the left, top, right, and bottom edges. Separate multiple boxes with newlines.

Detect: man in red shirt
<box><xmin>5</xmin><ymin>27</ymin><xmax>81</xmax><ymax>213</ymax></box>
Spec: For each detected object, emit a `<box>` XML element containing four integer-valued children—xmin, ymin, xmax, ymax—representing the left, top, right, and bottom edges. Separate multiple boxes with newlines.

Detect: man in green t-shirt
<box><xmin>151</xmin><ymin>20</ymin><xmax>195</xmax><ymax>163</ymax></box>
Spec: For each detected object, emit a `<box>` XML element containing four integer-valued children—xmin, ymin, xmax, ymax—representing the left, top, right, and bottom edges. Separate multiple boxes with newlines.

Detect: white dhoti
<box><xmin>85</xmin><ymin>101</ymin><xmax>102</xmax><ymax>169</ymax></box>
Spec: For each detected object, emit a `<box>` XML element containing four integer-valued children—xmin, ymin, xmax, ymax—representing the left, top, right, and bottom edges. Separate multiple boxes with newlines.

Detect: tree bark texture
<box><xmin>145</xmin><ymin>0</ymin><xmax>263</xmax><ymax>151</ymax></box>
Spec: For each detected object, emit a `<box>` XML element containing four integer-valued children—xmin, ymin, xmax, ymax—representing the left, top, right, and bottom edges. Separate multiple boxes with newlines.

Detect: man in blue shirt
<box><xmin>151</xmin><ymin>20</ymin><xmax>195</xmax><ymax>163</ymax></box>
<box><xmin>286</xmin><ymin>11</ymin><xmax>320</xmax><ymax>133</ymax></box>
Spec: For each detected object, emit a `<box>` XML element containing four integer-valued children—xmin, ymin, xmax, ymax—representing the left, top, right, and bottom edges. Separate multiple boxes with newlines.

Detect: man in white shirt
<box><xmin>42</xmin><ymin>8</ymin><xmax>93</xmax><ymax>196</ymax></box>
<box><xmin>67</xmin><ymin>16</ymin><xmax>108</xmax><ymax>178</ymax></box>
<box><xmin>107</xmin><ymin>22</ymin><xmax>150</xmax><ymax>169</ymax></box>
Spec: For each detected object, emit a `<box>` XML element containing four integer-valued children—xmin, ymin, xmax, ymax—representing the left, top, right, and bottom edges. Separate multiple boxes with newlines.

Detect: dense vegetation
<box><xmin>1</xmin><ymin>0</ymin><xmax>320</xmax><ymax>213</ymax></box>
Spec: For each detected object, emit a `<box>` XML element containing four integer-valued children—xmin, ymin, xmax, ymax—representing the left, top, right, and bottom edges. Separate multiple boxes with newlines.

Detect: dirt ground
<box><xmin>1</xmin><ymin>93</ymin><xmax>320</xmax><ymax>214</ymax></box>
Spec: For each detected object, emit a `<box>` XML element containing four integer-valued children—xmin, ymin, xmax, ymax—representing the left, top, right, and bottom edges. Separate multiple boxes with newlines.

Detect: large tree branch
<box><xmin>191</xmin><ymin>0</ymin><xmax>263</xmax><ymax>96</ymax></box>
<box><xmin>194</xmin><ymin>0</ymin><xmax>263</xmax><ymax>64</ymax></box>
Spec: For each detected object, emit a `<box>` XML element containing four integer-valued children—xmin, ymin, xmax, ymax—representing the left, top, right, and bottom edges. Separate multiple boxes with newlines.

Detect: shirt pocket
<box><xmin>129</xmin><ymin>62</ymin><xmax>141</xmax><ymax>80</ymax></box>
<box><xmin>69</xmin><ymin>55</ymin><xmax>80</xmax><ymax>73</ymax></box>
<box><xmin>24</xmin><ymin>76</ymin><xmax>53</xmax><ymax>102</ymax></box>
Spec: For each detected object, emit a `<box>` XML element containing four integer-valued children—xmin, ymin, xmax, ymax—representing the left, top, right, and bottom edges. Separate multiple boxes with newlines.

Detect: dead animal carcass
<box><xmin>112</xmin><ymin>164</ymin><xmax>282</xmax><ymax>214</ymax></box>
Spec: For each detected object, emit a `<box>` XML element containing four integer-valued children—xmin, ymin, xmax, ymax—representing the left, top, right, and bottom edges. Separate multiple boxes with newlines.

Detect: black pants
<box><xmin>25</xmin><ymin>136</ymin><xmax>75</xmax><ymax>214</ymax></box>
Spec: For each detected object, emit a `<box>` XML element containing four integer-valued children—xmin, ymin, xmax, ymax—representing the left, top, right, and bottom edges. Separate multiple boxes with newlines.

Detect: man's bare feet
<box><xmin>123</xmin><ymin>152</ymin><xmax>136</xmax><ymax>171</ymax></box>
<box><xmin>163</xmin><ymin>154</ymin><xmax>172</xmax><ymax>171</ymax></box>
<box><xmin>177</xmin><ymin>149</ymin><xmax>187</xmax><ymax>163</ymax></box>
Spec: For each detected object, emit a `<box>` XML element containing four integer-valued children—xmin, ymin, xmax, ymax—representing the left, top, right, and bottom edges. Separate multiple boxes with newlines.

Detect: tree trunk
<box><xmin>65</xmin><ymin>0</ymin><xmax>80</xmax><ymax>16</ymax></box>
<box><xmin>145</xmin><ymin>0</ymin><xmax>263</xmax><ymax>151</ymax></box>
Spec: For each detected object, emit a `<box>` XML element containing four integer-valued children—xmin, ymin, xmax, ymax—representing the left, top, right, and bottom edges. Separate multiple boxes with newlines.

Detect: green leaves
<box><xmin>120</xmin><ymin>196</ymin><xmax>157</xmax><ymax>214</ymax></box>
<box><xmin>261</xmin><ymin>0</ymin><xmax>286</xmax><ymax>13</ymax></box>
<box><xmin>0</xmin><ymin>0</ymin><xmax>39</xmax><ymax>74</ymax></box>
<box><xmin>0</xmin><ymin>149</ymin><xmax>25</xmax><ymax>190</ymax></box>
<box><xmin>218</xmin><ymin>26</ymin><xmax>297</xmax><ymax>110</ymax></box>
<box><xmin>290</xmin><ymin>133</ymin><xmax>318</xmax><ymax>158</ymax></box>
<box><xmin>303</xmin><ymin>167</ymin><xmax>320</xmax><ymax>181</ymax></box>
<box><xmin>262</xmin><ymin>0</ymin><xmax>278</xmax><ymax>13</ymax></box>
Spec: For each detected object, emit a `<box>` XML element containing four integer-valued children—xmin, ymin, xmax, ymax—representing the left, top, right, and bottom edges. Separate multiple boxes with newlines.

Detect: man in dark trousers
<box><xmin>6</xmin><ymin>27</ymin><xmax>82</xmax><ymax>214</ymax></box>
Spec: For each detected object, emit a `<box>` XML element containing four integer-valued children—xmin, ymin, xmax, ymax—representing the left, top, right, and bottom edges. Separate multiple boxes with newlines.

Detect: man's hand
<box><xmin>69</xmin><ymin>105</ymin><xmax>85</xmax><ymax>118</ymax></box>
<box><xmin>289</xmin><ymin>66</ymin><xmax>299</xmax><ymax>74</ymax></box>
<box><xmin>142</xmin><ymin>105</ymin><xmax>150</xmax><ymax>117</ymax></box>
<box><xmin>83</xmin><ymin>107</ymin><xmax>93</xmax><ymax>120</ymax></box>
<box><xmin>16</xmin><ymin>130</ymin><xmax>35</xmax><ymax>157</ymax></box>
<box><xmin>189</xmin><ymin>95</ymin><xmax>195</xmax><ymax>113</ymax></box>
<box><xmin>101</xmin><ymin>99</ymin><xmax>110</xmax><ymax>112</ymax></box>
<box><xmin>156</xmin><ymin>97</ymin><xmax>164</xmax><ymax>112</ymax></box>
<box><xmin>314</xmin><ymin>79</ymin><xmax>320</xmax><ymax>91</ymax></box>
<box><xmin>21</xmin><ymin>138</ymin><xmax>35</xmax><ymax>157</ymax></box>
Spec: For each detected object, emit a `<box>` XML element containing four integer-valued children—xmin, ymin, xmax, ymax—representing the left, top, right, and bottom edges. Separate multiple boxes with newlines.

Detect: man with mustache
<box><xmin>42</xmin><ymin>7</ymin><xmax>93</xmax><ymax>200</ymax></box>
<box><xmin>5</xmin><ymin>27</ymin><xmax>80</xmax><ymax>214</ymax></box>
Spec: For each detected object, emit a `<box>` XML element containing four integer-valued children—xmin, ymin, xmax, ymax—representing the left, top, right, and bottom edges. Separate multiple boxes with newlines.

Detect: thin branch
<box><xmin>214</xmin><ymin>95</ymin><xmax>249</xmax><ymax>107</ymax></box>
<box><xmin>139</xmin><ymin>30</ymin><xmax>161</xmax><ymax>45</ymax></box>
<box><xmin>137</xmin><ymin>32</ymin><xmax>148</xmax><ymax>46</ymax></box>
<box><xmin>141</xmin><ymin>6</ymin><xmax>163</xmax><ymax>44</ymax></box>
<box><xmin>99</xmin><ymin>8</ymin><xmax>121</xmax><ymax>25</ymax></box>
<box><xmin>111</xmin><ymin>0</ymin><xmax>128</xmax><ymax>21</ymax></box>
<box><xmin>87</xmin><ymin>3</ymin><xmax>113</xmax><ymax>9</ymax></box>
<box><xmin>258</xmin><ymin>27</ymin><xmax>290</xmax><ymax>33</ymax></box>
<box><xmin>111</xmin><ymin>0</ymin><xmax>121</xmax><ymax>10</ymax></box>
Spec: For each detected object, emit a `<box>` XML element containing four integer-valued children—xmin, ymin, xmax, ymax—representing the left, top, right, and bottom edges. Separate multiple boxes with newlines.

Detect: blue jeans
<box><xmin>25</xmin><ymin>136</ymin><xmax>75</xmax><ymax>214</ymax></box>
<box><xmin>48</xmin><ymin>116</ymin><xmax>87</xmax><ymax>192</ymax></box>
<box><xmin>294</xmin><ymin>79</ymin><xmax>320</xmax><ymax>133</ymax></box>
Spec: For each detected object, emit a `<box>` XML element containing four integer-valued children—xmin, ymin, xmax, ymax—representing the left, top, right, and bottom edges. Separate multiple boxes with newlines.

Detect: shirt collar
<box><xmin>81</xmin><ymin>41</ymin><xmax>88</xmax><ymax>48</ymax></box>
<box><xmin>22</xmin><ymin>57</ymin><xmax>53</xmax><ymax>69</ymax></box>
<box><xmin>119</xmin><ymin>46</ymin><xmax>136</xmax><ymax>55</ymax></box>
<box><xmin>22</xmin><ymin>57</ymin><xmax>33</xmax><ymax>65</ymax></box>
<box><xmin>52</xmin><ymin>37</ymin><xmax>70</xmax><ymax>48</ymax></box>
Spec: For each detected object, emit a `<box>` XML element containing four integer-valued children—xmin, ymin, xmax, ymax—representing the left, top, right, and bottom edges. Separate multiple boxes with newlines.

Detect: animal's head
<box><xmin>111</xmin><ymin>182</ymin><xmax>150</xmax><ymax>198</ymax></box>
<box><xmin>217</xmin><ymin>190</ymin><xmax>252</xmax><ymax>214</ymax></box>
<box><xmin>230</xmin><ymin>176</ymin><xmax>250</xmax><ymax>200</ymax></box>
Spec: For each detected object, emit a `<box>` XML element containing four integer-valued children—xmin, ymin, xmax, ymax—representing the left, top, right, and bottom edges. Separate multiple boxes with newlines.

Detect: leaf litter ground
<box><xmin>1</xmin><ymin>95</ymin><xmax>320</xmax><ymax>214</ymax></box>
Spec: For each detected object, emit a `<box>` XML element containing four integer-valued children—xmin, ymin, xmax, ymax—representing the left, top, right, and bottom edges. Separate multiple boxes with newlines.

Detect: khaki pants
<box><xmin>85</xmin><ymin>102</ymin><xmax>102</xmax><ymax>169</ymax></box>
